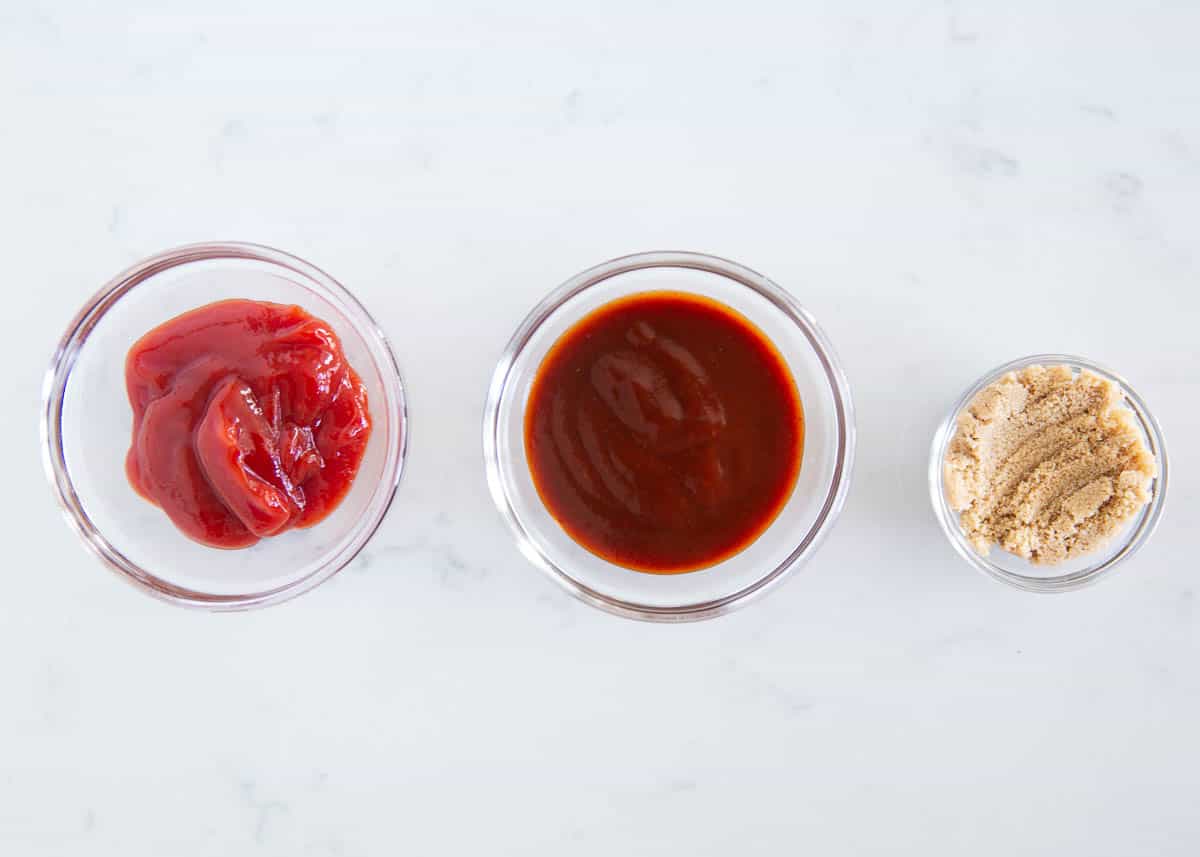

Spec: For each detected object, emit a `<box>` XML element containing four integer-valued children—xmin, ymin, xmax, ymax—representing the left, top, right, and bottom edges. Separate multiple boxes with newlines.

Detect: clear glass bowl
<box><xmin>929</xmin><ymin>353</ymin><xmax>1168</xmax><ymax>592</ymax></box>
<box><xmin>483</xmin><ymin>251</ymin><xmax>856</xmax><ymax>622</ymax></box>
<box><xmin>41</xmin><ymin>242</ymin><xmax>409</xmax><ymax>610</ymax></box>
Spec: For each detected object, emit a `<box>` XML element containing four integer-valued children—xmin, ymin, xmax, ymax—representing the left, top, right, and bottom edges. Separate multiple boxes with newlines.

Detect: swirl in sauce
<box><xmin>525</xmin><ymin>292</ymin><xmax>803</xmax><ymax>573</ymax></box>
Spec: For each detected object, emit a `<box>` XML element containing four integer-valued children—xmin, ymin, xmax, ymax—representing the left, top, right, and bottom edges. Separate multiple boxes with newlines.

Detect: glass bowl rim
<box><xmin>927</xmin><ymin>352</ymin><xmax>1169</xmax><ymax>593</ymax></box>
<box><xmin>40</xmin><ymin>240</ymin><xmax>409</xmax><ymax>611</ymax></box>
<box><xmin>482</xmin><ymin>250</ymin><xmax>856</xmax><ymax>622</ymax></box>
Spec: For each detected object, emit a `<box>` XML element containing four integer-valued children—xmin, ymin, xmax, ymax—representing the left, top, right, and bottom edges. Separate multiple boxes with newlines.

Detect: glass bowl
<box><xmin>483</xmin><ymin>251</ymin><xmax>856</xmax><ymax>622</ymax></box>
<box><xmin>929</xmin><ymin>353</ymin><xmax>1168</xmax><ymax>592</ymax></box>
<box><xmin>41</xmin><ymin>242</ymin><xmax>408</xmax><ymax>610</ymax></box>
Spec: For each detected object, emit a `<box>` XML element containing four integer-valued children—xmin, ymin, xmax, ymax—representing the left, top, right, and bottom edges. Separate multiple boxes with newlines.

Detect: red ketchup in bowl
<box><xmin>125</xmin><ymin>299</ymin><xmax>371</xmax><ymax>549</ymax></box>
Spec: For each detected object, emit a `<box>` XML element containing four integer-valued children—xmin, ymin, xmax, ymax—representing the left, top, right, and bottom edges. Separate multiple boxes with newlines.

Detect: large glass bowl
<box><xmin>929</xmin><ymin>353</ymin><xmax>1168</xmax><ymax>592</ymax></box>
<box><xmin>483</xmin><ymin>251</ymin><xmax>856</xmax><ymax>622</ymax></box>
<box><xmin>41</xmin><ymin>242</ymin><xmax>408</xmax><ymax>610</ymax></box>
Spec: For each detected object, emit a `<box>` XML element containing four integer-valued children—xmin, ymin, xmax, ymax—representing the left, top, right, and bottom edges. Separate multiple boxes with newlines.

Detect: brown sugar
<box><xmin>944</xmin><ymin>365</ymin><xmax>1156</xmax><ymax>566</ymax></box>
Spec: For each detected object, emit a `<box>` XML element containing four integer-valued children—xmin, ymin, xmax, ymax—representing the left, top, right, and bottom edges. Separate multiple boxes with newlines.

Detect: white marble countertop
<box><xmin>3</xmin><ymin>2</ymin><xmax>1198</xmax><ymax>854</ymax></box>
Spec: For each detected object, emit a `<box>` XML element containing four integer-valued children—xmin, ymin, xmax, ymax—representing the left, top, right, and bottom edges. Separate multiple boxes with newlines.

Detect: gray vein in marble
<box><xmin>2</xmin><ymin>8</ymin><xmax>61</xmax><ymax>44</ymax></box>
<box><xmin>720</xmin><ymin>658</ymin><xmax>814</xmax><ymax>716</ymax></box>
<box><xmin>906</xmin><ymin>628</ymin><xmax>996</xmax><ymax>663</ymax></box>
<box><xmin>209</xmin><ymin>119</ymin><xmax>249</xmax><ymax>173</ymax></box>
<box><xmin>1080</xmin><ymin>103</ymin><xmax>1117</xmax><ymax>121</ymax></box>
<box><xmin>563</xmin><ymin>88</ymin><xmax>581</xmax><ymax>124</ymax></box>
<box><xmin>1163</xmin><ymin>130</ymin><xmax>1198</xmax><ymax>165</ymax></box>
<box><xmin>945</xmin><ymin>0</ymin><xmax>979</xmax><ymax>44</ymax></box>
<box><xmin>1177</xmin><ymin>589</ymin><xmax>1194</xmax><ymax>622</ymax></box>
<box><xmin>355</xmin><ymin>538</ymin><xmax>487</xmax><ymax>590</ymax></box>
<box><xmin>34</xmin><ymin>660</ymin><xmax>74</xmax><ymax>729</ymax></box>
<box><xmin>238</xmin><ymin>780</ymin><xmax>289</xmax><ymax>846</ymax></box>
<box><xmin>533</xmin><ymin>589</ymin><xmax>579</xmax><ymax>628</ymax></box>
<box><xmin>128</xmin><ymin>33</ymin><xmax>208</xmax><ymax>84</ymax></box>
<box><xmin>221</xmin><ymin>119</ymin><xmax>248</xmax><ymax>140</ymax></box>
<box><xmin>551</xmin><ymin>87</ymin><xmax>622</xmax><ymax>130</ymax></box>
<box><xmin>665</xmin><ymin>778</ymin><xmax>698</xmax><ymax>793</ymax></box>
<box><xmin>1103</xmin><ymin>171</ymin><xmax>1143</xmax><ymax>213</ymax></box>
<box><xmin>312</xmin><ymin>111</ymin><xmax>339</xmax><ymax>136</ymax></box>
<box><xmin>951</xmin><ymin>142</ymin><xmax>1020</xmax><ymax>179</ymax></box>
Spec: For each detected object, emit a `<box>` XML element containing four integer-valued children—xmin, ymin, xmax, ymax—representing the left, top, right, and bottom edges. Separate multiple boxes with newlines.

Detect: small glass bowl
<box><xmin>929</xmin><ymin>353</ymin><xmax>1168</xmax><ymax>592</ymax></box>
<box><xmin>483</xmin><ymin>251</ymin><xmax>856</xmax><ymax>622</ymax></box>
<box><xmin>41</xmin><ymin>242</ymin><xmax>408</xmax><ymax>610</ymax></box>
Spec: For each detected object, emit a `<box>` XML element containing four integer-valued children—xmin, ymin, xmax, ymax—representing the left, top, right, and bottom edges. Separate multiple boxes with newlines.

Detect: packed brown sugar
<box><xmin>944</xmin><ymin>365</ymin><xmax>1155</xmax><ymax>565</ymax></box>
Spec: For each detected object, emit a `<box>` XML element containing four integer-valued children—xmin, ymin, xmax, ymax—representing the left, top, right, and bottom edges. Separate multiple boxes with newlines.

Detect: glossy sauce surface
<box><xmin>525</xmin><ymin>291</ymin><xmax>803</xmax><ymax>573</ymax></box>
<box><xmin>125</xmin><ymin>299</ymin><xmax>372</xmax><ymax>549</ymax></box>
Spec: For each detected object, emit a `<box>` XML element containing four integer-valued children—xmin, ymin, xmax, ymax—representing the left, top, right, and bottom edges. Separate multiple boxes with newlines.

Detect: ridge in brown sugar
<box><xmin>944</xmin><ymin>365</ymin><xmax>1155</xmax><ymax>565</ymax></box>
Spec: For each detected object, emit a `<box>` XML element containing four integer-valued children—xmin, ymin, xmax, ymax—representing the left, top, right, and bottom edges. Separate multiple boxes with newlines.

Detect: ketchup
<box><xmin>525</xmin><ymin>291</ymin><xmax>803</xmax><ymax>574</ymax></box>
<box><xmin>125</xmin><ymin>300</ymin><xmax>372</xmax><ymax>549</ymax></box>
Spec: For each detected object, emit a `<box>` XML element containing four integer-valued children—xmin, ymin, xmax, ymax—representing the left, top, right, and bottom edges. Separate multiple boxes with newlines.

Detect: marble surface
<box><xmin>3</xmin><ymin>2</ymin><xmax>1199</xmax><ymax>854</ymax></box>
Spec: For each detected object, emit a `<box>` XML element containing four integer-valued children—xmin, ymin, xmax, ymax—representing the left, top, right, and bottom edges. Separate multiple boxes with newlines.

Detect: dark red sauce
<box><xmin>525</xmin><ymin>291</ymin><xmax>803</xmax><ymax>574</ymax></box>
<box><xmin>125</xmin><ymin>299</ymin><xmax>372</xmax><ymax>549</ymax></box>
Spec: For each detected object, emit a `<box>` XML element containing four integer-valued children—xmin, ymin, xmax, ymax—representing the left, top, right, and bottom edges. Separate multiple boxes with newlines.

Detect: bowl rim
<box><xmin>482</xmin><ymin>250</ymin><xmax>856</xmax><ymax>622</ymax></box>
<box><xmin>40</xmin><ymin>241</ymin><xmax>409</xmax><ymax>611</ymax></box>
<box><xmin>928</xmin><ymin>352</ymin><xmax>1169</xmax><ymax>593</ymax></box>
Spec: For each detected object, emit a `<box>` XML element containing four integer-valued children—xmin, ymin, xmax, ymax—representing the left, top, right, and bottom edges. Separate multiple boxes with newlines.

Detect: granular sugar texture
<box><xmin>944</xmin><ymin>365</ymin><xmax>1155</xmax><ymax>565</ymax></box>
